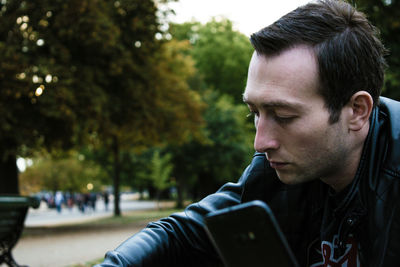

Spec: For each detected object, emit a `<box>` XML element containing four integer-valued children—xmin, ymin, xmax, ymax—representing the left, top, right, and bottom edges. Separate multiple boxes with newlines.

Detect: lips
<box><xmin>269</xmin><ymin>161</ymin><xmax>288</xmax><ymax>169</ymax></box>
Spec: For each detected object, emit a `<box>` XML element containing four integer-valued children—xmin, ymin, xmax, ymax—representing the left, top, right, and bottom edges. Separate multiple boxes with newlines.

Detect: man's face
<box><xmin>243</xmin><ymin>47</ymin><xmax>353</xmax><ymax>186</ymax></box>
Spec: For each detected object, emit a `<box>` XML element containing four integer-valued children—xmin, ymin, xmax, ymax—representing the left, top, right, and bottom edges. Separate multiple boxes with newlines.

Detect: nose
<box><xmin>254</xmin><ymin>117</ymin><xmax>280</xmax><ymax>153</ymax></box>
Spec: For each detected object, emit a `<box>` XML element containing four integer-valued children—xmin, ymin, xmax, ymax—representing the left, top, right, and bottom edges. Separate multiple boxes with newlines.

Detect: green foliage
<box><xmin>0</xmin><ymin>0</ymin><xmax>204</xmax><ymax>196</ymax></box>
<box><xmin>139</xmin><ymin>39</ymin><xmax>205</xmax><ymax>146</ymax></box>
<box><xmin>149</xmin><ymin>150</ymin><xmax>174</xmax><ymax>192</ymax></box>
<box><xmin>1</xmin><ymin>0</ymin><xmax>254</xmax><ymax>201</ymax></box>
<box><xmin>168</xmin><ymin>90</ymin><xmax>254</xmax><ymax>200</ymax></box>
<box><xmin>170</xmin><ymin>18</ymin><xmax>254</xmax><ymax>103</ymax></box>
<box><xmin>118</xmin><ymin>151</ymin><xmax>153</xmax><ymax>194</ymax></box>
<box><xmin>355</xmin><ymin>0</ymin><xmax>400</xmax><ymax>100</ymax></box>
<box><xmin>162</xmin><ymin>18</ymin><xmax>256</xmax><ymax>201</ymax></box>
<box><xmin>19</xmin><ymin>153</ymin><xmax>105</xmax><ymax>194</ymax></box>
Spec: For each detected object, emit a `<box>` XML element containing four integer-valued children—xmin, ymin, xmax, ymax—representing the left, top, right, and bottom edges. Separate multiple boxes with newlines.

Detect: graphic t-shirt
<box><xmin>309</xmin><ymin>234</ymin><xmax>361</xmax><ymax>267</ymax></box>
<box><xmin>308</xmin><ymin>186</ymin><xmax>362</xmax><ymax>267</ymax></box>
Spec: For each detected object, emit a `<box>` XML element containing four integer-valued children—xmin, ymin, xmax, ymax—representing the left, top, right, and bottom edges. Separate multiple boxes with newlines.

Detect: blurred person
<box><xmin>76</xmin><ymin>193</ymin><xmax>85</xmax><ymax>213</ymax></box>
<box><xmin>96</xmin><ymin>1</ymin><xmax>400</xmax><ymax>266</ymax></box>
<box><xmin>66</xmin><ymin>192</ymin><xmax>74</xmax><ymax>211</ymax></box>
<box><xmin>84</xmin><ymin>192</ymin><xmax>90</xmax><ymax>212</ymax></box>
<box><xmin>54</xmin><ymin>191</ymin><xmax>64</xmax><ymax>214</ymax></box>
<box><xmin>43</xmin><ymin>192</ymin><xmax>53</xmax><ymax>208</ymax></box>
<box><xmin>103</xmin><ymin>191</ymin><xmax>110</xmax><ymax>211</ymax></box>
<box><xmin>90</xmin><ymin>192</ymin><xmax>97</xmax><ymax>211</ymax></box>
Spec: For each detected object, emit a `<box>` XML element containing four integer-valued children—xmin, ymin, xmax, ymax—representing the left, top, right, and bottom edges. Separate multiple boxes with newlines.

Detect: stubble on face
<box><xmin>273</xmin><ymin>119</ymin><xmax>351</xmax><ymax>186</ymax></box>
<box><xmin>245</xmin><ymin>47</ymin><xmax>356</xmax><ymax>190</ymax></box>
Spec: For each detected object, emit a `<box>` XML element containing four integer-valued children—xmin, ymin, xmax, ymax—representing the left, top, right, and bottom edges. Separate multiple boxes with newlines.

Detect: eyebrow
<box><xmin>242</xmin><ymin>96</ymin><xmax>305</xmax><ymax>111</ymax></box>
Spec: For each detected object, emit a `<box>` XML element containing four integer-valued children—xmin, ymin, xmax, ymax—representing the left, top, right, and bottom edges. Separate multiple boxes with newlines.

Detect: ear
<box><xmin>347</xmin><ymin>91</ymin><xmax>373</xmax><ymax>131</ymax></box>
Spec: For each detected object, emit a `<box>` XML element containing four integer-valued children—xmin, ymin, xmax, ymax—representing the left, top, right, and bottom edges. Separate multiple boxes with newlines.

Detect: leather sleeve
<box><xmin>95</xmin><ymin>154</ymin><xmax>265</xmax><ymax>267</ymax></box>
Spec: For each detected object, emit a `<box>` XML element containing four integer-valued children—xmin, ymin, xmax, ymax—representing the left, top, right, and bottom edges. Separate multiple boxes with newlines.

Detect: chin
<box><xmin>276</xmin><ymin>174</ymin><xmax>309</xmax><ymax>185</ymax></box>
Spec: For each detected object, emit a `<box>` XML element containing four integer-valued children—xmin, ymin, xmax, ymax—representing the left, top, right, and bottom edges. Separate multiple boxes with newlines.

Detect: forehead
<box><xmin>243</xmin><ymin>46</ymin><xmax>321</xmax><ymax>106</ymax></box>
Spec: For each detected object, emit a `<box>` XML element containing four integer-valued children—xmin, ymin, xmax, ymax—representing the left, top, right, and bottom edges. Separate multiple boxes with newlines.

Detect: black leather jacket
<box><xmin>96</xmin><ymin>97</ymin><xmax>400</xmax><ymax>267</ymax></box>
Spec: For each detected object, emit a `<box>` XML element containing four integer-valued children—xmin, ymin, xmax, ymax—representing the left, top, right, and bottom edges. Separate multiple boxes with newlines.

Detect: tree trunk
<box><xmin>112</xmin><ymin>135</ymin><xmax>121</xmax><ymax>216</ymax></box>
<box><xmin>0</xmin><ymin>140</ymin><xmax>19</xmax><ymax>194</ymax></box>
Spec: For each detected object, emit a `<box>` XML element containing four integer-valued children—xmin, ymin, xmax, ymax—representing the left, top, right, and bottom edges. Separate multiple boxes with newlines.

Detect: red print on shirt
<box><xmin>310</xmin><ymin>235</ymin><xmax>361</xmax><ymax>267</ymax></box>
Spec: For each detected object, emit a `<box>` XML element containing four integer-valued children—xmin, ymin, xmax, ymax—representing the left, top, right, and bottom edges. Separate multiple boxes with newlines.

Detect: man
<box><xmin>96</xmin><ymin>0</ymin><xmax>400</xmax><ymax>266</ymax></box>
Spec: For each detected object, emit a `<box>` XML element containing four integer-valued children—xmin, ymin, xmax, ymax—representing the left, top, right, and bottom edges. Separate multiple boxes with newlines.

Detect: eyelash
<box><xmin>247</xmin><ymin>111</ymin><xmax>295</xmax><ymax>124</ymax></box>
<box><xmin>246</xmin><ymin>111</ymin><xmax>258</xmax><ymax>118</ymax></box>
<box><xmin>274</xmin><ymin>115</ymin><xmax>295</xmax><ymax>124</ymax></box>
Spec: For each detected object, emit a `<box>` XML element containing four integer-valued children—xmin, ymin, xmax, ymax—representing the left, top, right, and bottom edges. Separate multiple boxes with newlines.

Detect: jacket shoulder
<box><xmin>378</xmin><ymin>97</ymin><xmax>400</xmax><ymax>177</ymax></box>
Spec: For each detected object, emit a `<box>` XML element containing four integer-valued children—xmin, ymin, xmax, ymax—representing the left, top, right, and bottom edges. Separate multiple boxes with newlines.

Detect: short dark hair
<box><xmin>250</xmin><ymin>0</ymin><xmax>387</xmax><ymax>123</ymax></box>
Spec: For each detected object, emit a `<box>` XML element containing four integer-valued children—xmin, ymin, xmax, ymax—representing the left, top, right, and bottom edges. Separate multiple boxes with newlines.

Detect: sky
<box><xmin>168</xmin><ymin>0</ymin><xmax>311</xmax><ymax>36</ymax></box>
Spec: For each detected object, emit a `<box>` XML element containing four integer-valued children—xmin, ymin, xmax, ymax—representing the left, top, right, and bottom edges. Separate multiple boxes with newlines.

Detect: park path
<box><xmin>12</xmin><ymin>222</ymin><xmax>148</xmax><ymax>267</ymax></box>
<box><xmin>0</xmin><ymin>198</ymin><xmax>173</xmax><ymax>267</ymax></box>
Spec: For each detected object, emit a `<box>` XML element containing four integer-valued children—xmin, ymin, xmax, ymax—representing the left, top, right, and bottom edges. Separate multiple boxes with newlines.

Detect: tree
<box><xmin>0</xmin><ymin>0</ymin><xmax>204</xmax><ymax>219</ymax></box>
<box><xmin>0</xmin><ymin>0</ymin><xmax>87</xmax><ymax>193</ymax></box>
<box><xmin>356</xmin><ymin>0</ymin><xmax>400</xmax><ymax>100</ymax></box>
<box><xmin>0</xmin><ymin>0</ymin><xmax>134</xmax><ymax>194</ymax></box>
<box><xmin>168</xmin><ymin>90</ymin><xmax>254</xmax><ymax>206</ymax></box>
<box><xmin>149</xmin><ymin>150</ymin><xmax>174</xmax><ymax>209</ymax></box>
<box><xmin>163</xmin><ymin>19</ymin><xmax>255</xmax><ymax>206</ymax></box>
<box><xmin>170</xmin><ymin>18</ymin><xmax>254</xmax><ymax>103</ymax></box>
<box><xmin>91</xmin><ymin>36</ymin><xmax>204</xmax><ymax>215</ymax></box>
<box><xmin>19</xmin><ymin>153</ymin><xmax>105</xmax><ymax>194</ymax></box>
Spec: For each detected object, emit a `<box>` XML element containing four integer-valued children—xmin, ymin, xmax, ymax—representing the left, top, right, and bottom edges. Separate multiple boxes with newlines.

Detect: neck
<box><xmin>326</xmin><ymin>154</ymin><xmax>361</xmax><ymax>192</ymax></box>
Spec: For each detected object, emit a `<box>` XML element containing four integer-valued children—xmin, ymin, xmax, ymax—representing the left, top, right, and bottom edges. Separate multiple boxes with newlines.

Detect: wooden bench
<box><xmin>0</xmin><ymin>195</ymin><xmax>40</xmax><ymax>267</ymax></box>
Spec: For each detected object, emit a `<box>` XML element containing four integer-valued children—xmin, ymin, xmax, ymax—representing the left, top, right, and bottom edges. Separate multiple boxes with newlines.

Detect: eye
<box><xmin>273</xmin><ymin>114</ymin><xmax>296</xmax><ymax>124</ymax></box>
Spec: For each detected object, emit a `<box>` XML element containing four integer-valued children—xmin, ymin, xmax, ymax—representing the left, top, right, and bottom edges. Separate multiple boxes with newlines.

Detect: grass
<box><xmin>23</xmin><ymin>200</ymin><xmax>185</xmax><ymax>237</ymax></box>
<box><xmin>87</xmin><ymin>207</ymin><xmax>183</xmax><ymax>226</ymax></box>
<box><xmin>64</xmin><ymin>207</ymin><xmax>183</xmax><ymax>267</ymax></box>
<box><xmin>68</xmin><ymin>258</ymin><xmax>103</xmax><ymax>267</ymax></box>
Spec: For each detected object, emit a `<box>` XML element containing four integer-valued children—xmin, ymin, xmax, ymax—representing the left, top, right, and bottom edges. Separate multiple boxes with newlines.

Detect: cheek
<box><xmin>285</xmin><ymin>123</ymin><xmax>329</xmax><ymax>152</ymax></box>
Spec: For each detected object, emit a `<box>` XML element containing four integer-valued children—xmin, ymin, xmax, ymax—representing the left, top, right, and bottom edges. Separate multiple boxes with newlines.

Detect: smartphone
<box><xmin>204</xmin><ymin>200</ymin><xmax>299</xmax><ymax>267</ymax></box>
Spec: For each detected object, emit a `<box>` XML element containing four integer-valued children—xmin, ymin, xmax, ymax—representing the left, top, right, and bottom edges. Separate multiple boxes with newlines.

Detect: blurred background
<box><xmin>0</xmin><ymin>0</ymin><xmax>399</xmax><ymax>266</ymax></box>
